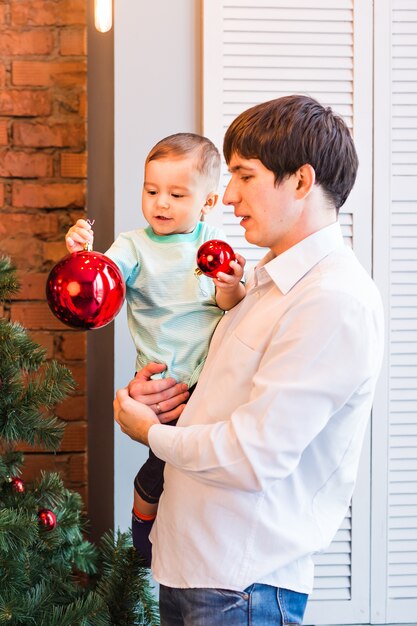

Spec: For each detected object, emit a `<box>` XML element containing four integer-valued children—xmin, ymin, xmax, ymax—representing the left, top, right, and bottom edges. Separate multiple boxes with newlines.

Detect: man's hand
<box><xmin>114</xmin><ymin>387</ymin><xmax>160</xmax><ymax>445</ymax></box>
<box><xmin>128</xmin><ymin>363</ymin><xmax>189</xmax><ymax>423</ymax></box>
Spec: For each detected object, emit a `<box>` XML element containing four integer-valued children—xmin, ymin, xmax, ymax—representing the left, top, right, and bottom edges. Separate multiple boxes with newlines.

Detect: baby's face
<box><xmin>142</xmin><ymin>156</ymin><xmax>210</xmax><ymax>236</ymax></box>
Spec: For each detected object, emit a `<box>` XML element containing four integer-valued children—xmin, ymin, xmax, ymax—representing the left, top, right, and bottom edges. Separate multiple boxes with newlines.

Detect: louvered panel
<box><xmin>390</xmin><ymin>492</ymin><xmax>417</xmax><ymax>504</ymax></box>
<box><xmin>206</xmin><ymin>0</ymin><xmax>356</xmax><ymax>271</ymax></box>
<box><xmin>204</xmin><ymin>2</ymin><xmax>372</xmax><ymax>623</ymax></box>
<box><xmin>224</xmin><ymin>30</ymin><xmax>352</xmax><ymax>45</ymax></box>
<box><xmin>309</xmin><ymin>511</ymin><xmax>352</xmax><ymax>602</ymax></box>
<box><xmin>386</xmin><ymin>0</ymin><xmax>417</xmax><ymax>615</ymax></box>
<box><xmin>224</xmin><ymin>0</ymin><xmax>352</xmax><ymax>7</ymax></box>
<box><xmin>224</xmin><ymin>43</ymin><xmax>353</xmax><ymax>57</ymax></box>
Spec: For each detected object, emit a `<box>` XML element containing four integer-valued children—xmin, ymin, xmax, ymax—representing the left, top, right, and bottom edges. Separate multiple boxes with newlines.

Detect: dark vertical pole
<box><xmin>86</xmin><ymin>0</ymin><xmax>115</xmax><ymax>541</ymax></box>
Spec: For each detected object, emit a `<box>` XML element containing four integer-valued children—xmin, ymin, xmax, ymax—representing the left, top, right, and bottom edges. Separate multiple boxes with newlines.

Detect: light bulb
<box><xmin>95</xmin><ymin>0</ymin><xmax>112</xmax><ymax>33</ymax></box>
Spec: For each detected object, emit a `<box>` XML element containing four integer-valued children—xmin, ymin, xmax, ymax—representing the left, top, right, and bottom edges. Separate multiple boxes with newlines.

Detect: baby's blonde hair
<box><xmin>146</xmin><ymin>133</ymin><xmax>221</xmax><ymax>192</ymax></box>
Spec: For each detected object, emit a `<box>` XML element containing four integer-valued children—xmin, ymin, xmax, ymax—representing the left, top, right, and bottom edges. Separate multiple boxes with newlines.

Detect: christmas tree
<box><xmin>0</xmin><ymin>257</ymin><xmax>160</xmax><ymax>626</ymax></box>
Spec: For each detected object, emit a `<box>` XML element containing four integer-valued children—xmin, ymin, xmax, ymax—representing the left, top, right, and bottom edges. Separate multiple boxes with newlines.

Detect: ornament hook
<box><xmin>84</xmin><ymin>219</ymin><xmax>95</xmax><ymax>251</ymax></box>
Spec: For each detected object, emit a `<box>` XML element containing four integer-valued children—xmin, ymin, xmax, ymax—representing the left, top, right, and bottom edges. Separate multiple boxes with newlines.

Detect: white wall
<box><xmin>114</xmin><ymin>0</ymin><xmax>201</xmax><ymax>531</ymax></box>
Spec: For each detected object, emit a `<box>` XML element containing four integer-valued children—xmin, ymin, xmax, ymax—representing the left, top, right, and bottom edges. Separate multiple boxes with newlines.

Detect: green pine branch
<box><xmin>0</xmin><ymin>257</ymin><xmax>20</xmax><ymax>301</ymax></box>
<box><xmin>0</xmin><ymin>322</ymin><xmax>74</xmax><ymax>450</ymax></box>
<box><xmin>0</xmin><ymin>257</ymin><xmax>160</xmax><ymax>624</ymax></box>
<box><xmin>0</xmin><ymin>450</ymin><xmax>24</xmax><ymax>482</ymax></box>
<box><xmin>0</xmin><ymin>509</ymin><xmax>38</xmax><ymax>553</ymax></box>
<box><xmin>95</xmin><ymin>531</ymin><xmax>160</xmax><ymax>626</ymax></box>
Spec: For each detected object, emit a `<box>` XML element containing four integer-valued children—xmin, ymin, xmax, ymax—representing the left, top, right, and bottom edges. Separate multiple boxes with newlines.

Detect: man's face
<box><xmin>223</xmin><ymin>154</ymin><xmax>302</xmax><ymax>256</ymax></box>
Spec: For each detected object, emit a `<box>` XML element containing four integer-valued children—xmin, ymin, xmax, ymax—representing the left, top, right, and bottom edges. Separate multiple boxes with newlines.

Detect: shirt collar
<box><xmin>262</xmin><ymin>221</ymin><xmax>345</xmax><ymax>295</ymax></box>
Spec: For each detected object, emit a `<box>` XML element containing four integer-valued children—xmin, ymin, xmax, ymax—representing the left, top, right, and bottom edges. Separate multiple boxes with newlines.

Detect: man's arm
<box><xmin>147</xmin><ymin>290</ymin><xmax>382</xmax><ymax>492</ymax></box>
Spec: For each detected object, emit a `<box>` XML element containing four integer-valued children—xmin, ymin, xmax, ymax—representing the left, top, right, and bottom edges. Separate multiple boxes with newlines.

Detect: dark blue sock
<box><xmin>131</xmin><ymin>510</ymin><xmax>154</xmax><ymax>567</ymax></box>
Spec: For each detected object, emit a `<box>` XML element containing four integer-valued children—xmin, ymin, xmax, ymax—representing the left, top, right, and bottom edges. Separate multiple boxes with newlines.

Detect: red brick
<box><xmin>60</xmin><ymin>421</ymin><xmax>87</xmax><ymax>452</ymax></box>
<box><xmin>60</xmin><ymin>332</ymin><xmax>86</xmax><ymax>360</ymax></box>
<box><xmin>57</xmin><ymin>394</ymin><xmax>86</xmax><ymax>421</ymax></box>
<box><xmin>22</xmin><ymin>453</ymin><xmax>88</xmax><ymax>489</ymax></box>
<box><xmin>60</xmin><ymin>152</ymin><xmax>87</xmax><ymax>178</ymax></box>
<box><xmin>2</xmin><ymin>213</ymin><xmax>61</xmax><ymax>238</ymax></box>
<box><xmin>0</xmin><ymin>63</ymin><xmax>6</xmax><ymax>87</ymax></box>
<box><xmin>79</xmin><ymin>91</ymin><xmax>86</xmax><ymax>118</ymax></box>
<box><xmin>0</xmin><ymin>150</ymin><xmax>53</xmax><ymax>177</ymax></box>
<box><xmin>28</xmin><ymin>330</ymin><xmax>54</xmax><ymax>358</ymax></box>
<box><xmin>0</xmin><ymin>120</ymin><xmax>8</xmax><ymax>145</ymax></box>
<box><xmin>56</xmin><ymin>90</ymin><xmax>85</xmax><ymax>117</ymax></box>
<box><xmin>22</xmin><ymin>452</ymin><xmax>88</xmax><ymax>486</ymax></box>
<box><xmin>68</xmin><ymin>453</ymin><xmax>87</xmax><ymax>482</ymax></box>
<box><xmin>0</xmin><ymin>183</ymin><xmax>4</xmax><ymax>206</ymax></box>
<box><xmin>60</xmin><ymin>28</ymin><xmax>86</xmax><ymax>56</ymax></box>
<box><xmin>0</xmin><ymin>30</ymin><xmax>54</xmax><ymax>55</ymax></box>
<box><xmin>11</xmin><ymin>1</ymin><xmax>56</xmax><ymax>26</ymax></box>
<box><xmin>68</xmin><ymin>362</ymin><xmax>86</xmax><ymax>393</ymax></box>
<box><xmin>11</xmin><ymin>0</ymin><xmax>86</xmax><ymax>27</ymax></box>
<box><xmin>72</xmin><ymin>485</ymin><xmax>87</xmax><ymax>508</ymax></box>
<box><xmin>13</xmin><ymin>121</ymin><xmax>85</xmax><ymax>148</ymax></box>
<box><xmin>21</xmin><ymin>453</ymin><xmax>72</xmax><ymax>482</ymax></box>
<box><xmin>0</xmin><ymin>90</ymin><xmax>51</xmax><ymax>116</ymax></box>
<box><xmin>17</xmin><ymin>422</ymin><xmax>87</xmax><ymax>454</ymax></box>
<box><xmin>12</xmin><ymin>60</ymin><xmax>86</xmax><ymax>87</ymax></box>
<box><xmin>0</xmin><ymin>237</ymin><xmax>43</xmax><ymax>269</ymax></box>
<box><xmin>15</xmin><ymin>271</ymin><xmax>50</xmax><ymax>299</ymax></box>
<box><xmin>10</xmin><ymin>301</ymin><xmax>68</xmax><ymax>330</ymax></box>
<box><xmin>12</xmin><ymin>182</ymin><xmax>85</xmax><ymax>208</ymax></box>
<box><xmin>60</xmin><ymin>0</ymin><xmax>87</xmax><ymax>26</ymax></box>
<box><xmin>42</xmin><ymin>241</ymin><xmax>68</xmax><ymax>265</ymax></box>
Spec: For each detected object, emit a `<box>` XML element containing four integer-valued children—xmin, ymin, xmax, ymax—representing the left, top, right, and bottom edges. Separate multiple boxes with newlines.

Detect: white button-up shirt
<box><xmin>148</xmin><ymin>222</ymin><xmax>384</xmax><ymax>594</ymax></box>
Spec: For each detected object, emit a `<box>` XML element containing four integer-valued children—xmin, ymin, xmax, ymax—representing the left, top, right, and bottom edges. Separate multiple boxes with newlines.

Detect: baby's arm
<box><xmin>65</xmin><ymin>219</ymin><xmax>94</xmax><ymax>253</ymax></box>
<box><xmin>213</xmin><ymin>252</ymin><xmax>246</xmax><ymax>311</ymax></box>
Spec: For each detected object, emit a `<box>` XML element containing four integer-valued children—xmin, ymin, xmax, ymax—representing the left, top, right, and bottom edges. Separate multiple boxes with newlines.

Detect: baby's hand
<box><xmin>212</xmin><ymin>252</ymin><xmax>245</xmax><ymax>291</ymax></box>
<box><xmin>65</xmin><ymin>219</ymin><xmax>94</xmax><ymax>253</ymax></box>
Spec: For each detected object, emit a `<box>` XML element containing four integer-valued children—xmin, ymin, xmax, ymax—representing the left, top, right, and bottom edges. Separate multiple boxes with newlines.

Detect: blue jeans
<box><xmin>159</xmin><ymin>583</ymin><xmax>308</xmax><ymax>625</ymax></box>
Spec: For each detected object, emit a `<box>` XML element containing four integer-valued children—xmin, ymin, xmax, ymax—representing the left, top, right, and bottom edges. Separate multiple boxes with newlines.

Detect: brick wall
<box><xmin>0</xmin><ymin>1</ymin><xmax>88</xmax><ymax>504</ymax></box>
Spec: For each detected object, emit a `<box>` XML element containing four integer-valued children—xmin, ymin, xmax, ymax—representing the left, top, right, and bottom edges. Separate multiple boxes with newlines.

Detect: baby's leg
<box><xmin>131</xmin><ymin>448</ymin><xmax>166</xmax><ymax>566</ymax></box>
<box><xmin>132</xmin><ymin>490</ymin><xmax>158</xmax><ymax>567</ymax></box>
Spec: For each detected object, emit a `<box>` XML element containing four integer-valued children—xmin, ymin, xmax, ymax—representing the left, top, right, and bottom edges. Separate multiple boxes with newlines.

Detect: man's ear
<box><xmin>201</xmin><ymin>192</ymin><xmax>219</xmax><ymax>215</ymax></box>
<box><xmin>295</xmin><ymin>164</ymin><xmax>316</xmax><ymax>199</ymax></box>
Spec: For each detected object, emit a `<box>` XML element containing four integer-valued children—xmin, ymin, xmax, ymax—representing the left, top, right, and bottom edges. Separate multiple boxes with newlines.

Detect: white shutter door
<box><xmin>203</xmin><ymin>1</ymin><xmax>373</xmax><ymax>623</ymax></box>
<box><xmin>372</xmin><ymin>0</ymin><xmax>417</xmax><ymax>622</ymax></box>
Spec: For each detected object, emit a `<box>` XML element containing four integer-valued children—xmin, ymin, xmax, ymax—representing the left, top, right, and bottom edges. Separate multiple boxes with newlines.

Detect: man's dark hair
<box><xmin>223</xmin><ymin>95</ymin><xmax>358</xmax><ymax>211</ymax></box>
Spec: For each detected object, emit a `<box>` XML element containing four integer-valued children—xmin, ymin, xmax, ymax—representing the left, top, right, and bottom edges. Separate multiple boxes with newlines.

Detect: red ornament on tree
<box><xmin>46</xmin><ymin>245</ymin><xmax>125</xmax><ymax>330</ymax></box>
<box><xmin>9</xmin><ymin>476</ymin><xmax>25</xmax><ymax>493</ymax></box>
<box><xmin>37</xmin><ymin>508</ymin><xmax>57</xmax><ymax>531</ymax></box>
<box><xmin>195</xmin><ymin>240</ymin><xmax>236</xmax><ymax>278</ymax></box>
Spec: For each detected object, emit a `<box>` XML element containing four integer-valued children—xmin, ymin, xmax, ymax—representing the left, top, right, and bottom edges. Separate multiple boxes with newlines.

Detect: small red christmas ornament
<box><xmin>10</xmin><ymin>476</ymin><xmax>25</xmax><ymax>493</ymax></box>
<box><xmin>37</xmin><ymin>508</ymin><xmax>57</xmax><ymax>531</ymax></box>
<box><xmin>46</xmin><ymin>244</ymin><xmax>125</xmax><ymax>330</ymax></box>
<box><xmin>195</xmin><ymin>240</ymin><xmax>236</xmax><ymax>278</ymax></box>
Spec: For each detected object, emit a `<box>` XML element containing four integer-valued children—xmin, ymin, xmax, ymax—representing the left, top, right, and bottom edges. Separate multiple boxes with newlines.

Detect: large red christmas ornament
<box><xmin>195</xmin><ymin>240</ymin><xmax>236</xmax><ymax>278</ymax></box>
<box><xmin>9</xmin><ymin>476</ymin><xmax>25</xmax><ymax>493</ymax></box>
<box><xmin>46</xmin><ymin>247</ymin><xmax>125</xmax><ymax>330</ymax></box>
<box><xmin>37</xmin><ymin>508</ymin><xmax>57</xmax><ymax>531</ymax></box>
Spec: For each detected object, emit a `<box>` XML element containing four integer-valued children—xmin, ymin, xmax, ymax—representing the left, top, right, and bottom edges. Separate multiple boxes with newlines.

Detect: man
<box><xmin>114</xmin><ymin>95</ymin><xmax>384</xmax><ymax>625</ymax></box>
